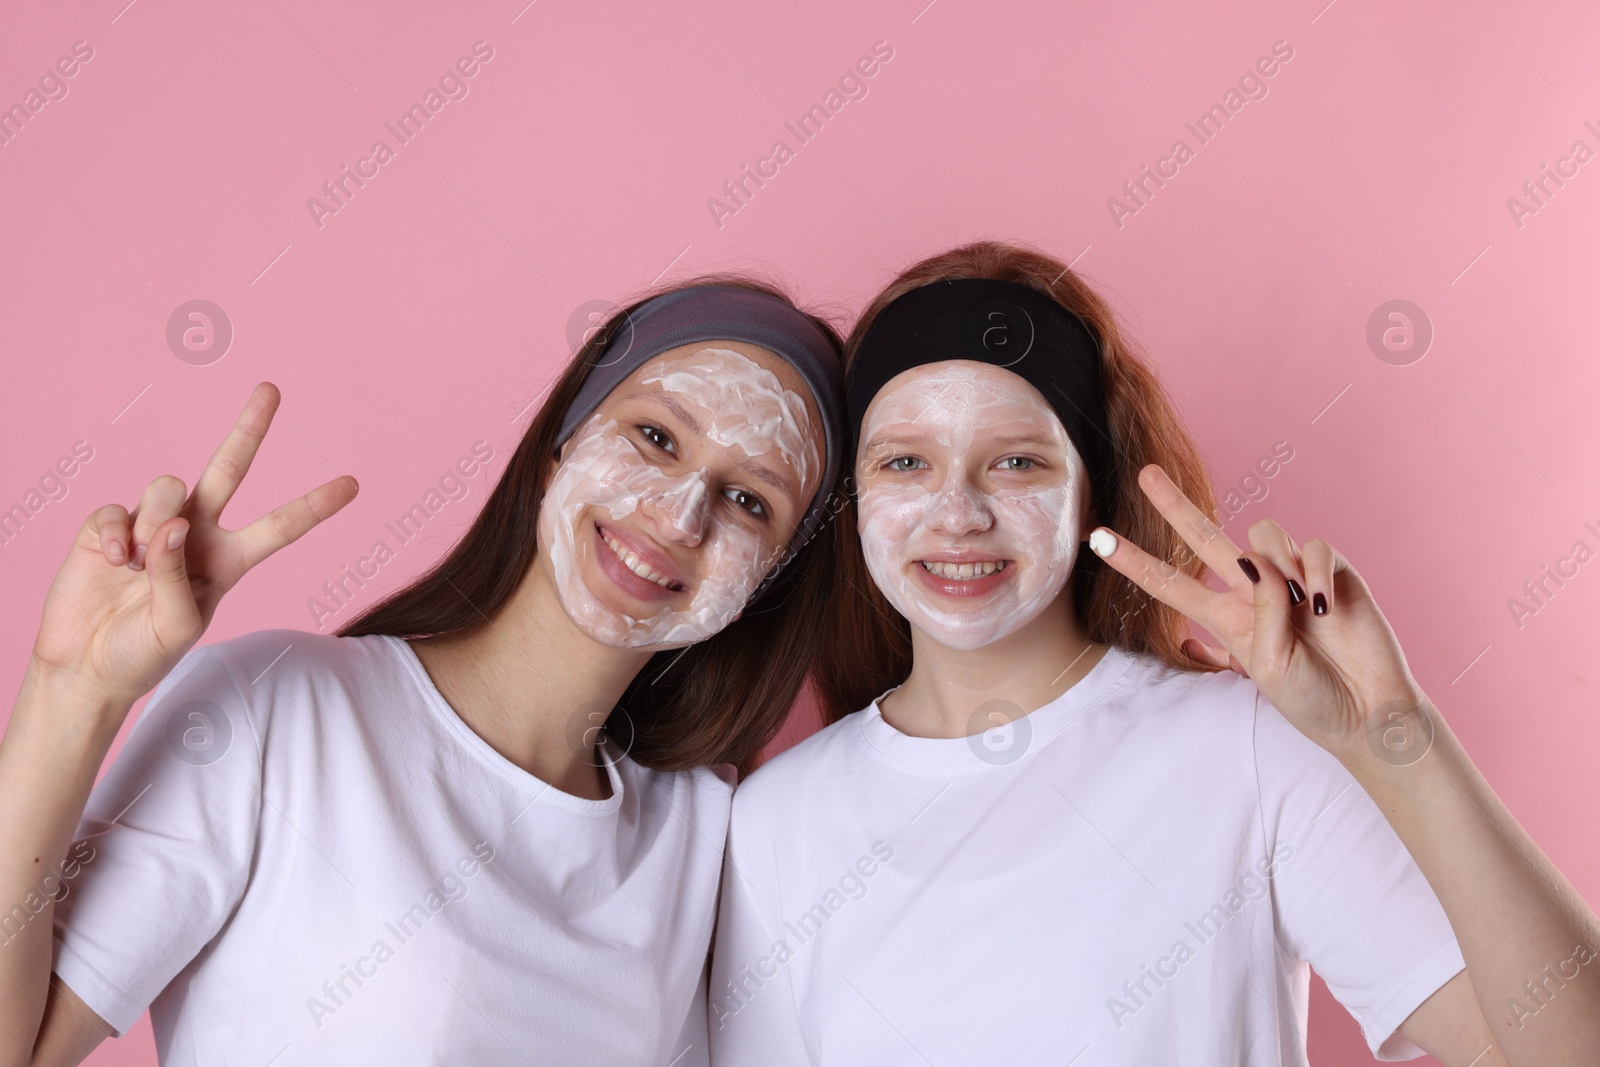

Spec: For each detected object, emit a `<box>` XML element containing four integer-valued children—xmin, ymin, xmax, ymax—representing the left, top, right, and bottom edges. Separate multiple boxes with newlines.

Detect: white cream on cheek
<box><xmin>536</xmin><ymin>347</ymin><xmax>817</xmax><ymax>650</ymax></box>
<box><xmin>856</xmin><ymin>364</ymin><xmax>1088</xmax><ymax>652</ymax></box>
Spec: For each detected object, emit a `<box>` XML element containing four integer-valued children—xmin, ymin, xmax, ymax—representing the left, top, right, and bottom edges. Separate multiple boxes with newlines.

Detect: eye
<box><xmin>996</xmin><ymin>456</ymin><xmax>1037</xmax><ymax>471</ymax></box>
<box><xmin>723</xmin><ymin>487</ymin><xmax>768</xmax><ymax>518</ymax></box>
<box><xmin>885</xmin><ymin>456</ymin><xmax>927</xmax><ymax>472</ymax></box>
<box><xmin>638</xmin><ymin>424</ymin><xmax>676</xmax><ymax>455</ymax></box>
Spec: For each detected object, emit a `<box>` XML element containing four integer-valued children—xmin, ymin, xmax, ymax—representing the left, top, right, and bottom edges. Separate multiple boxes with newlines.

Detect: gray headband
<box><xmin>556</xmin><ymin>284</ymin><xmax>845</xmax><ymax>597</ymax></box>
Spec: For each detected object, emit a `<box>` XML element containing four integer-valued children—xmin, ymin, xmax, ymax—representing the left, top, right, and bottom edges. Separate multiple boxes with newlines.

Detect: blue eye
<box><xmin>639</xmin><ymin>424</ymin><xmax>675</xmax><ymax>454</ymax></box>
<box><xmin>886</xmin><ymin>456</ymin><xmax>926</xmax><ymax>472</ymax></box>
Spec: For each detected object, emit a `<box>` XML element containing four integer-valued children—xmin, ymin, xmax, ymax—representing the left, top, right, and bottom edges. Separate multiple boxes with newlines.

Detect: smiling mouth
<box><xmin>601</xmin><ymin>529</ymin><xmax>684</xmax><ymax>591</ymax></box>
<box><xmin>918</xmin><ymin>560</ymin><xmax>1010</xmax><ymax>581</ymax></box>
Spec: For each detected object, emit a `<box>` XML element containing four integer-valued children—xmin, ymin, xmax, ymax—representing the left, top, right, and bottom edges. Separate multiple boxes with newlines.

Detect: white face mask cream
<box><xmin>855</xmin><ymin>361</ymin><xmax>1089</xmax><ymax>651</ymax></box>
<box><xmin>537</xmin><ymin>345</ymin><xmax>820</xmax><ymax>650</ymax></box>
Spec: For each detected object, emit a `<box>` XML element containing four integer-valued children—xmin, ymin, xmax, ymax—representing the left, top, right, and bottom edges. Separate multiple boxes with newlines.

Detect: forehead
<box><xmin>617</xmin><ymin>340</ymin><xmax>818</xmax><ymax>419</ymax></box>
<box><xmin>861</xmin><ymin>360</ymin><xmax>1057</xmax><ymax>430</ymax></box>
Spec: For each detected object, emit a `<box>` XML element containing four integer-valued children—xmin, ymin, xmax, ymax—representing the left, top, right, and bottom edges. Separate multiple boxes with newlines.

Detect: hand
<box><xmin>1089</xmin><ymin>463</ymin><xmax>1428</xmax><ymax>766</ymax></box>
<box><xmin>29</xmin><ymin>383</ymin><xmax>358</xmax><ymax>710</ymax></box>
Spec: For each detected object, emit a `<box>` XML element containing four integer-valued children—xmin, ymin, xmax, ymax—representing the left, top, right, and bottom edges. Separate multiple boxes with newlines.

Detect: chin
<box><xmin>907</xmin><ymin>597</ymin><xmax>1056</xmax><ymax>652</ymax></box>
<box><xmin>919</xmin><ymin>629</ymin><xmax>1015</xmax><ymax>653</ymax></box>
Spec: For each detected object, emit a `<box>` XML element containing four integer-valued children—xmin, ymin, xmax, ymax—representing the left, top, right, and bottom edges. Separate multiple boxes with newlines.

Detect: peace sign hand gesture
<box><xmin>30</xmin><ymin>384</ymin><xmax>359</xmax><ymax>712</ymax></box>
<box><xmin>1090</xmin><ymin>463</ymin><xmax>1429</xmax><ymax>768</ymax></box>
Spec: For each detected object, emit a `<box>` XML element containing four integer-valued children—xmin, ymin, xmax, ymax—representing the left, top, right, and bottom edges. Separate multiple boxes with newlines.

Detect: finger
<box><xmin>1311</xmin><ymin>537</ymin><xmax>1376</xmax><ymax>612</ymax></box>
<box><xmin>1237</xmin><ymin>548</ymin><xmax>1294</xmax><ymax>676</ymax></box>
<box><xmin>1135</xmin><ymin>464</ymin><xmax>1245</xmax><ymax>586</ymax></box>
<box><xmin>127</xmin><ymin>477</ymin><xmax>189</xmax><ymax>571</ymax></box>
<box><xmin>87</xmin><ymin>504</ymin><xmax>132</xmax><ymax>566</ymax></box>
<box><xmin>1301</xmin><ymin>538</ymin><xmax>1335</xmax><ymax>616</ymax></box>
<box><xmin>1088</xmin><ymin>523</ymin><xmax>1217</xmax><ymax>626</ymax></box>
<box><xmin>234</xmin><ymin>475</ymin><xmax>359</xmax><ymax>573</ymax></box>
<box><xmin>190</xmin><ymin>382</ymin><xmax>281</xmax><ymax>525</ymax></box>
<box><xmin>145</xmin><ymin>516</ymin><xmax>201</xmax><ymax>644</ymax></box>
<box><xmin>1247</xmin><ymin>518</ymin><xmax>1309</xmax><ymax>609</ymax></box>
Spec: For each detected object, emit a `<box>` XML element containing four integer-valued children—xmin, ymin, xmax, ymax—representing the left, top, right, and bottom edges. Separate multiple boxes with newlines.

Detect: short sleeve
<box><xmin>52</xmin><ymin>644</ymin><xmax>263</xmax><ymax>1036</ymax></box>
<box><xmin>1253</xmin><ymin>689</ymin><xmax>1466</xmax><ymax>1061</ymax></box>
<box><xmin>706</xmin><ymin>802</ymin><xmax>812</xmax><ymax>1067</ymax></box>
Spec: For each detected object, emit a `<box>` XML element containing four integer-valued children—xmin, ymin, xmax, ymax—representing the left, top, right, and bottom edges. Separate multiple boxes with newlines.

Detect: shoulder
<box><xmin>625</xmin><ymin>758</ymin><xmax>737</xmax><ymax>807</ymax></box>
<box><xmin>190</xmin><ymin>628</ymin><xmax>397</xmax><ymax>685</ymax></box>
<box><xmin>1106</xmin><ymin>648</ymin><xmax>1261</xmax><ymax>734</ymax></box>
<box><xmin>729</xmin><ymin>710</ymin><xmax>869</xmax><ymax>828</ymax></box>
<box><xmin>152</xmin><ymin>629</ymin><xmax>405</xmax><ymax>728</ymax></box>
<box><xmin>617</xmin><ymin>759</ymin><xmax>736</xmax><ymax>845</ymax></box>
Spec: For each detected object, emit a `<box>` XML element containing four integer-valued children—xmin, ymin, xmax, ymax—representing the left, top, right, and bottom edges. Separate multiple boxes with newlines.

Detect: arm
<box><xmin>0</xmin><ymin>384</ymin><xmax>355</xmax><ymax>1067</ymax></box>
<box><xmin>27</xmin><ymin>981</ymin><xmax>115</xmax><ymax>1067</ymax></box>
<box><xmin>1358</xmin><ymin>700</ymin><xmax>1600</xmax><ymax>1064</ymax></box>
<box><xmin>1399</xmin><ymin>970</ymin><xmax>1507</xmax><ymax>1067</ymax></box>
<box><xmin>1090</xmin><ymin>463</ymin><xmax>1600</xmax><ymax>1067</ymax></box>
<box><xmin>0</xmin><ymin>664</ymin><xmax>125</xmax><ymax>1067</ymax></box>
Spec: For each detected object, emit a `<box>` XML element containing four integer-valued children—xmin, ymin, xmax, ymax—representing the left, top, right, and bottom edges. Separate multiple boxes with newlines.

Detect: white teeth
<box><xmin>920</xmin><ymin>560</ymin><xmax>1006</xmax><ymax>580</ymax></box>
<box><xmin>602</xmin><ymin>532</ymin><xmax>675</xmax><ymax>588</ymax></box>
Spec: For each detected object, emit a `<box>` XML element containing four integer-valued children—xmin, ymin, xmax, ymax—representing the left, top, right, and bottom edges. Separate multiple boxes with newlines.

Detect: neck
<box><xmin>408</xmin><ymin>562</ymin><xmax>653</xmax><ymax>801</ymax></box>
<box><xmin>879</xmin><ymin>586</ymin><xmax>1109</xmax><ymax>740</ymax></box>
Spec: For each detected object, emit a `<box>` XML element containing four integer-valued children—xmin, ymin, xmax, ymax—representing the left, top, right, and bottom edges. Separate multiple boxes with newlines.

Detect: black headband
<box><xmin>848</xmin><ymin>277</ymin><xmax>1117</xmax><ymax>528</ymax></box>
<box><xmin>557</xmin><ymin>284</ymin><xmax>845</xmax><ymax>598</ymax></box>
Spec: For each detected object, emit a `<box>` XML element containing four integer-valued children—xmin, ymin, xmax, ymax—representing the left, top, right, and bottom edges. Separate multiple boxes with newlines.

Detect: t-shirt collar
<box><xmin>856</xmin><ymin>644</ymin><xmax>1139</xmax><ymax>773</ymax></box>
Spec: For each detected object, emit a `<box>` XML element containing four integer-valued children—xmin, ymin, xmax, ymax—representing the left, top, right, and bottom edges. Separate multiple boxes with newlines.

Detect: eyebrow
<box><xmin>866</xmin><ymin>430</ymin><xmax>1061</xmax><ymax>451</ymax></box>
<box><xmin>984</xmin><ymin>432</ymin><xmax>1062</xmax><ymax>449</ymax></box>
<box><xmin>626</xmin><ymin>389</ymin><xmax>801</xmax><ymax>498</ymax></box>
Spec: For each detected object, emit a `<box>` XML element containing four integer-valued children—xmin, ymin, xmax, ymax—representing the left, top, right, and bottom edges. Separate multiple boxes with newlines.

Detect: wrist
<box><xmin>18</xmin><ymin>655</ymin><xmax>136</xmax><ymax>739</ymax></box>
<box><xmin>1337</xmin><ymin>691</ymin><xmax>1462</xmax><ymax>798</ymax></box>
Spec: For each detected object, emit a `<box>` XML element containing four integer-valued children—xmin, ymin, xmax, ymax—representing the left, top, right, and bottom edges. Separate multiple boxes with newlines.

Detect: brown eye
<box><xmin>724</xmin><ymin>487</ymin><xmax>767</xmax><ymax>517</ymax></box>
<box><xmin>639</xmin><ymin>424</ymin><xmax>676</xmax><ymax>455</ymax></box>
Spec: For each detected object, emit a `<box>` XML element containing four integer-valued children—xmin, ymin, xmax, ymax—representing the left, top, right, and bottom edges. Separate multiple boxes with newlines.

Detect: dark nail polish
<box><xmin>1286</xmin><ymin>579</ymin><xmax>1306</xmax><ymax>606</ymax></box>
<box><xmin>1313</xmin><ymin>592</ymin><xmax>1327</xmax><ymax>616</ymax></box>
<box><xmin>1237</xmin><ymin>557</ymin><xmax>1260</xmax><ymax>584</ymax></box>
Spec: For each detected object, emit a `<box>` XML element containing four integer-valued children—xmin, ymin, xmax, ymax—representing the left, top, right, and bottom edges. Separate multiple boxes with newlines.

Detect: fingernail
<box><xmin>1237</xmin><ymin>557</ymin><xmax>1259</xmax><ymax>584</ymax></box>
<box><xmin>167</xmin><ymin>525</ymin><xmax>188</xmax><ymax>551</ymax></box>
<box><xmin>1313</xmin><ymin>592</ymin><xmax>1327</xmax><ymax>616</ymax></box>
<box><xmin>1089</xmin><ymin>529</ymin><xmax>1117</xmax><ymax>558</ymax></box>
<box><xmin>1286</xmin><ymin>578</ymin><xmax>1306</xmax><ymax>605</ymax></box>
<box><xmin>108</xmin><ymin>539</ymin><xmax>126</xmax><ymax>565</ymax></box>
<box><xmin>128</xmin><ymin>543</ymin><xmax>147</xmax><ymax>571</ymax></box>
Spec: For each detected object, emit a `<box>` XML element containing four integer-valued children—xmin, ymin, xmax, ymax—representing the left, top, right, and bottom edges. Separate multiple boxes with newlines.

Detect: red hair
<box><xmin>814</xmin><ymin>240</ymin><xmax>1220</xmax><ymax>725</ymax></box>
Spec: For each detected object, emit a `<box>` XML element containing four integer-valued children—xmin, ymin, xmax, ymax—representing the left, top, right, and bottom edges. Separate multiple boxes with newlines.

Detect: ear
<box><xmin>1081</xmin><ymin>501</ymin><xmax>1102</xmax><ymax>541</ymax></box>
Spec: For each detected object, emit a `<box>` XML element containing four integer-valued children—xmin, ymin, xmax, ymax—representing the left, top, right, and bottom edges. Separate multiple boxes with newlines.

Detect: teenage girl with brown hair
<box><xmin>0</xmin><ymin>278</ymin><xmax>846</xmax><ymax>1067</ymax></box>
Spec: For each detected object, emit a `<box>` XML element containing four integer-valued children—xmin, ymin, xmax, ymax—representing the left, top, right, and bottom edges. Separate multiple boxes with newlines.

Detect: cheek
<box><xmin>695</xmin><ymin>523</ymin><xmax>767</xmax><ymax>594</ymax></box>
<box><xmin>857</xmin><ymin>486</ymin><xmax>929</xmax><ymax>548</ymax></box>
<box><xmin>994</xmin><ymin>488</ymin><xmax>1079</xmax><ymax>561</ymax></box>
<box><xmin>545</xmin><ymin>433</ymin><xmax>661</xmax><ymax>516</ymax></box>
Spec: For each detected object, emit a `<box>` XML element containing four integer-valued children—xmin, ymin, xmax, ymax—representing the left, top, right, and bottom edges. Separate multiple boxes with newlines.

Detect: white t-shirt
<box><xmin>708</xmin><ymin>644</ymin><xmax>1466</xmax><ymax>1065</ymax></box>
<box><xmin>52</xmin><ymin>629</ymin><xmax>730</xmax><ymax>1066</ymax></box>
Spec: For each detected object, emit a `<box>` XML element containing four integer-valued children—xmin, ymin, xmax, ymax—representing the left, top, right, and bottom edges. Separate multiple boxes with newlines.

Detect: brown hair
<box><xmin>814</xmin><ymin>240</ymin><xmax>1220</xmax><ymax>724</ymax></box>
<box><xmin>339</xmin><ymin>274</ymin><xmax>843</xmax><ymax>778</ymax></box>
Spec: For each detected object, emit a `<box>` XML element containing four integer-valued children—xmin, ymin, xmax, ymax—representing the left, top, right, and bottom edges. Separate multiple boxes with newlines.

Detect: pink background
<box><xmin>3</xmin><ymin>0</ymin><xmax>1597</xmax><ymax>1062</ymax></box>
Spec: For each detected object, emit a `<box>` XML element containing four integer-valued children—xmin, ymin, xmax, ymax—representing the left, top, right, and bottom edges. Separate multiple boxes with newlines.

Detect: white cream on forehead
<box><xmin>536</xmin><ymin>346</ymin><xmax>816</xmax><ymax>651</ymax></box>
<box><xmin>640</xmin><ymin>347</ymin><xmax>818</xmax><ymax>491</ymax></box>
<box><xmin>856</xmin><ymin>362</ymin><xmax>1087</xmax><ymax>651</ymax></box>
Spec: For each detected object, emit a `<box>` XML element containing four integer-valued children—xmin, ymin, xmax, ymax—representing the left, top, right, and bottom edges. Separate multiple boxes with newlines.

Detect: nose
<box><xmin>924</xmin><ymin>473</ymin><xmax>993</xmax><ymax>537</ymax></box>
<box><xmin>640</xmin><ymin>467</ymin><xmax>712</xmax><ymax>548</ymax></box>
